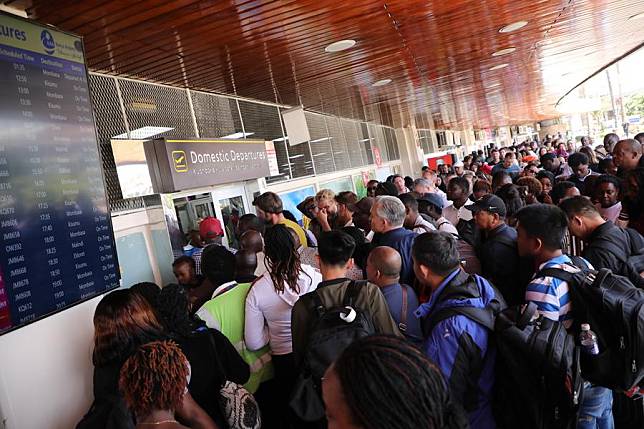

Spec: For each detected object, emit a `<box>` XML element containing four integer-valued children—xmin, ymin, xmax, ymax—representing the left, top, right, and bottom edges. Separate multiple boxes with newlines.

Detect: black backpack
<box><xmin>289</xmin><ymin>281</ymin><xmax>376</xmax><ymax>421</ymax></box>
<box><xmin>594</xmin><ymin>227</ymin><xmax>644</xmax><ymax>288</ymax></box>
<box><xmin>539</xmin><ymin>257</ymin><xmax>644</xmax><ymax>391</ymax></box>
<box><xmin>425</xmin><ymin>276</ymin><xmax>582</xmax><ymax>429</ymax></box>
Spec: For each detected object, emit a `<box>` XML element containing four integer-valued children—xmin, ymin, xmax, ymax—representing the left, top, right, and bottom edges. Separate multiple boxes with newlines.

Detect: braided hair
<box><xmin>332</xmin><ymin>335</ymin><xmax>468</xmax><ymax>429</ymax></box>
<box><xmin>119</xmin><ymin>340</ymin><xmax>189</xmax><ymax>419</ymax></box>
<box><xmin>263</xmin><ymin>224</ymin><xmax>307</xmax><ymax>294</ymax></box>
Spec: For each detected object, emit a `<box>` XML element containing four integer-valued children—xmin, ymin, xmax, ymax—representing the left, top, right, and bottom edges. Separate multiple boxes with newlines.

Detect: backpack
<box><xmin>455</xmin><ymin>236</ymin><xmax>482</xmax><ymax>275</ymax></box>
<box><xmin>424</xmin><ymin>276</ymin><xmax>582</xmax><ymax>429</ymax></box>
<box><xmin>539</xmin><ymin>257</ymin><xmax>644</xmax><ymax>391</ymax></box>
<box><xmin>456</xmin><ymin>218</ymin><xmax>478</xmax><ymax>246</ymax></box>
<box><xmin>594</xmin><ymin>227</ymin><xmax>644</xmax><ymax>288</ymax></box>
<box><xmin>289</xmin><ymin>280</ymin><xmax>376</xmax><ymax>421</ymax></box>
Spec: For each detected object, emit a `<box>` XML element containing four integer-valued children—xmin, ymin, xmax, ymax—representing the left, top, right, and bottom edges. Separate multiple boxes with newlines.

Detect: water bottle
<box><xmin>579</xmin><ymin>324</ymin><xmax>599</xmax><ymax>355</ymax></box>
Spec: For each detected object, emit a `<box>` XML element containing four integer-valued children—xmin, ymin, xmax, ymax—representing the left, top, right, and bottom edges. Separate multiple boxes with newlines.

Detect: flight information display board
<box><xmin>0</xmin><ymin>13</ymin><xmax>119</xmax><ymax>334</ymax></box>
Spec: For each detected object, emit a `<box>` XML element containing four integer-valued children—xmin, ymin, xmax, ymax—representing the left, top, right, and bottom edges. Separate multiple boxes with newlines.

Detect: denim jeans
<box><xmin>577</xmin><ymin>383</ymin><xmax>614</xmax><ymax>429</ymax></box>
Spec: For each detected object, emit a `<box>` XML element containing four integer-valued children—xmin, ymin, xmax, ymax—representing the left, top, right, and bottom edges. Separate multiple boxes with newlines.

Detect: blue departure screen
<box><xmin>0</xmin><ymin>13</ymin><xmax>119</xmax><ymax>333</ymax></box>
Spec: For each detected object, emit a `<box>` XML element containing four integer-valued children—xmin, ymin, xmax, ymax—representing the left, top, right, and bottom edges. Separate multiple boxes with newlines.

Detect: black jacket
<box><xmin>583</xmin><ymin>221</ymin><xmax>644</xmax><ymax>288</ymax></box>
<box><xmin>476</xmin><ymin>224</ymin><xmax>526</xmax><ymax>306</ymax></box>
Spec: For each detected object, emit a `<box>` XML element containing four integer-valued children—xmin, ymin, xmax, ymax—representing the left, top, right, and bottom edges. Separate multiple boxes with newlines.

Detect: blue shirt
<box><xmin>380</xmin><ymin>283</ymin><xmax>422</xmax><ymax>344</ymax></box>
<box><xmin>525</xmin><ymin>254</ymin><xmax>592</xmax><ymax>329</ymax></box>
<box><xmin>491</xmin><ymin>163</ymin><xmax>521</xmax><ymax>176</ymax></box>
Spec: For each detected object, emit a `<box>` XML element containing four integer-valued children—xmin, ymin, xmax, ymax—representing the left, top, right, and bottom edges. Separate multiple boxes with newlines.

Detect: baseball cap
<box><xmin>465</xmin><ymin>194</ymin><xmax>507</xmax><ymax>217</ymax></box>
<box><xmin>199</xmin><ymin>216</ymin><xmax>224</xmax><ymax>239</ymax></box>
<box><xmin>453</xmin><ymin>161</ymin><xmax>464</xmax><ymax>168</ymax></box>
<box><xmin>417</xmin><ymin>192</ymin><xmax>444</xmax><ymax>210</ymax></box>
<box><xmin>296</xmin><ymin>196</ymin><xmax>316</xmax><ymax>216</ymax></box>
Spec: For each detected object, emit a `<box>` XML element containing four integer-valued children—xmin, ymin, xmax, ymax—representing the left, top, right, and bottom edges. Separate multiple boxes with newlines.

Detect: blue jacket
<box><xmin>371</xmin><ymin>228</ymin><xmax>416</xmax><ymax>286</ymax></box>
<box><xmin>415</xmin><ymin>269</ymin><xmax>497</xmax><ymax>429</ymax></box>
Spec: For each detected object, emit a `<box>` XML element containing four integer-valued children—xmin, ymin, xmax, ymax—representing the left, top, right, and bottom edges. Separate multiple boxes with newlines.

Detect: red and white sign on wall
<box><xmin>361</xmin><ymin>171</ymin><xmax>370</xmax><ymax>185</ymax></box>
<box><xmin>373</xmin><ymin>147</ymin><xmax>383</xmax><ymax>167</ymax></box>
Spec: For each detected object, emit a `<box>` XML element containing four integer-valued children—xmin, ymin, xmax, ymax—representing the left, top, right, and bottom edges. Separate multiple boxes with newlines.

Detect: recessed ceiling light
<box><xmin>492</xmin><ymin>47</ymin><xmax>516</xmax><ymax>57</ymax></box>
<box><xmin>499</xmin><ymin>21</ymin><xmax>528</xmax><ymax>33</ymax></box>
<box><xmin>628</xmin><ymin>12</ymin><xmax>644</xmax><ymax>20</ymax></box>
<box><xmin>372</xmin><ymin>79</ymin><xmax>392</xmax><ymax>87</ymax></box>
<box><xmin>325</xmin><ymin>39</ymin><xmax>356</xmax><ymax>53</ymax></box>
<box><xmin>489</xmin><ymin>63</ymin><xmax>509</xmax><ymax>71</ymax></box>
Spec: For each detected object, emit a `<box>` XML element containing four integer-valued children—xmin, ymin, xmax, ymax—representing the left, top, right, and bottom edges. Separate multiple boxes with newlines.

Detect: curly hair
<box><xmin>332</xmin><ymin>335</ymin><xmax>468</xmax><ymax>429</ymax></box>
<box><xmin>119</xmin><ymin>340</ymin><xmax>189</xmax><ymax>419</ymax></box>
<box><xmin>156</xmin><ymin>283</ymin><xmax>198</xmax><ymax>337</ymax></box>
<box><xmin>264</xmin><ymin>224</ymin><xmax>307</xmax><ymax>293</ymax></box>
<box><xmin>93</xmin><ymin>290</ymin><xmax>164</xmax><ymax>367</ymax></box>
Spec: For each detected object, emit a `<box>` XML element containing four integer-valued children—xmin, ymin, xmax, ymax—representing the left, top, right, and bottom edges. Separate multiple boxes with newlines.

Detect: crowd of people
<box><xmin>80</xmin><ymin>131</ymin><xmax>644</xmax><ymax>429</ymax></box>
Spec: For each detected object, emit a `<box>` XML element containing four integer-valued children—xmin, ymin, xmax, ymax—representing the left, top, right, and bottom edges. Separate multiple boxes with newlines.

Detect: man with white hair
<box><xmin>415</xmin><ymin>175</ymin><xmax>449</xmax><ymax>207</ymax></box>
<box><xmin>370</xmin><ymin>196</ymin><xmax>417</xmax><ymax>286</ymax></box>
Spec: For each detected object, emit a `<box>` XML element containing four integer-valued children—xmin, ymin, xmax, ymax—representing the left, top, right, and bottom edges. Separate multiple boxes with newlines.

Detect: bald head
<box><xmin>235</xmin><ymin>250</ymin><xmax>257</xmax><ymax>279</ymax></box>
<box><xmin>613</xmin><ymin>139</ymin><xmax>642</xmax><ymax>171</ymax></box>
<box><xmin>366</xmin><ymin>246</ymin><xmax>402</xmax><ymax>287</ymax></box>
<box><xmin>240</xmin><ymin>230</ymin><xmax>263</xmax><ymax>253</ymax></box>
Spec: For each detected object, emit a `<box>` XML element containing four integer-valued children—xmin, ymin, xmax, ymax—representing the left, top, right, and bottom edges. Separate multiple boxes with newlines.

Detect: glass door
<box><xmin>210</xmin><ymin>182</ymin><xmax>253</xmax><ymax>249</ymax></box>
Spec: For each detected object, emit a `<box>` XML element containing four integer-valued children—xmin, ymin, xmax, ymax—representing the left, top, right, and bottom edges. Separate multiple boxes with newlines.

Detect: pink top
<box><xmin>596</xmin><ymin>202</ymin><xmax>622</xmax><ymax>223</ymax></box>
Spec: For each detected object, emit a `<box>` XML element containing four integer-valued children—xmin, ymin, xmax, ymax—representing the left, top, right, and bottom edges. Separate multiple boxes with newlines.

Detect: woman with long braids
<box><xmin>323</xmin><ymin>335</ymin><xmax>469</xmax><ymax>429</ymax></box>
<box><xmin>244</xmin><ymin>224</ymin><xmax>321</xmax><ymax>417</ymax></box>
<box><xmin>119</xmin><ymin>341</ymin><xmax>190</xmax><ymax>429</ymax></box>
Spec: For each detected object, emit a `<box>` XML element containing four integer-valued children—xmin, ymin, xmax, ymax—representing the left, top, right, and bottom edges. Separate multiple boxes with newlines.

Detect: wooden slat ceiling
<box><xmin>4</xmin><ymin>0</ymin><xmax>644</xmax><ymax>129</ymax></box>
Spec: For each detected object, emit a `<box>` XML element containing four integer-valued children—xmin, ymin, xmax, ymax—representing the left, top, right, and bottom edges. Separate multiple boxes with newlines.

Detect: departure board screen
<box><xmin>0</xmin><ymin>13</ymin><xmax>119</xmax><ymax>334</ymax></box>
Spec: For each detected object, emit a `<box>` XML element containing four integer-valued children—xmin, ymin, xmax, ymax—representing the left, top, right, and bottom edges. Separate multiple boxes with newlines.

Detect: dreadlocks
<box><xmin>332</xmin><ymin>335</ymin><xmax>468</xmax><ymax>429</ymax></box>
<box><xmin>119</xmin><ymin>340</ymin><xmax>189</xmax><ymax>419</ymax></box>
<box><xmin>263</xmin><ymin>224</ymin><xmax>306</xmax><ymax>294</ymax></box>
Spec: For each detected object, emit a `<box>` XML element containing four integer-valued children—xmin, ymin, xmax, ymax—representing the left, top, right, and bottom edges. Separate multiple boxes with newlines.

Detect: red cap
<box><xmin>199</xmin><ymin>217</ymin><xmax>223</xmax><ymax>239</ymax></box>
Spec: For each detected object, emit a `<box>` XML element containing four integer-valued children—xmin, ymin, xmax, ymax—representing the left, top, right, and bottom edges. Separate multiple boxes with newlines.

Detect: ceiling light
<box><xmin>113</xmin><ymin>126</ymin><xmax>174</xmax><ymax>139</ymax></box>
<box><xmin>221</xmin><ymin>132</ymin><xmax>254</xmax><ymax>139</ymax></box>
<box><xmin>489</xmin><ymin>63</ymin><xmax>509</xmax><ymax>71</ymax></box>
<box><xmin>372</xmin><ymin>79</ymin><xmax>392</xmax><ymax>87</ymax></box>
<box><xmin>310</xmin><ymin>137</ymin><xmax>332</xmax><ymax>143</ymax></box>
<box><xmin>492</xmin><ymin>47</ymin><xmax>516</xmax><ymax>57</ymax></box>
<box><xmin>325</xmin><ymin>39</ymin><xmax>356</xmax><ymax>53</ymax></box>
<box><xmin>289</xmin><ymin>154</ymin><xmax>304</xmax><ymax>159</ymax></box>
<box><xmin>499</xmin><ymin>21</ymin><xmax>528</xmax><ymax>33</ymax></box>
<box><xmin>629</xmin><ymin>12</ymin><xmax>644</xmax><ymax>20</ymax></box>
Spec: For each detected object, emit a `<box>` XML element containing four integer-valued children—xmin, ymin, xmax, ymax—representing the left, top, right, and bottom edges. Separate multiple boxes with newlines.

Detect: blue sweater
<box><xmin>380</xmin><ymin>283</ymin><xmax>423</xmax><ymax>344</ymax></box>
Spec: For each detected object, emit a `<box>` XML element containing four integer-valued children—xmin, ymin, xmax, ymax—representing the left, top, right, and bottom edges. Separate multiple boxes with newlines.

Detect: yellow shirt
<box><xmin>279</xmin><ymin>218</ymin><xmax>308</xmax><ymax>247</ymax></box>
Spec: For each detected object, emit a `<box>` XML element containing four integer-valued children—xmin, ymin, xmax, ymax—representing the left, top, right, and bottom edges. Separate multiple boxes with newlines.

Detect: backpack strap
<box><xmin>311</xmin><ymin>289</ymin><xmax>326</xmax><ymax>317</ymax></box>
<box><xmin>342</xmin><ymin>280</ymin><xmax>365</xmax><ymax>307</ymax></box>
<box><xmin>399</xmin><ymin>285</ymin><xmax>408</xmax><ymax>333</ymax></box>
<box><xmin>536</xmin><ymin>256</ymin><xmax>588</xmax><ymax>281</ymax></box>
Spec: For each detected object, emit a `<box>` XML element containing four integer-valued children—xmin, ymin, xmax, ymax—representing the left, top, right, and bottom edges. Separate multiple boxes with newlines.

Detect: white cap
<box><xmin>453</xmin><ymin>161</ymin><xmax>464</xmax><ymax>168</ymax></box>
<box><xmin>581</xmin><ymin>323</ymin><xmax>590</xmax><ymax>331</ymax></box>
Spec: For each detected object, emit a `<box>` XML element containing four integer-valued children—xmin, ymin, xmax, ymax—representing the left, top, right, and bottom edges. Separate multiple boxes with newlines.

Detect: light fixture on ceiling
<box><xmin>325</xmin><ymin>39</ymin><xmax>357</xmax><ymax>53</ymax></box>
<box><xmin>489</xmin><ymin>63</ymin><xmax>509</xmax><ymax>71</ymax></box>
<box><xmin>499</xmin><ymin>21</ymin><xmax>528</xmax><ymax>33</ymax></box>
<box><xmin>492</xmin><ymin>47</ymin><xmax>516</xmax><ymax>57</ymax></box>
<box><xmin>372</xmin><ymin>79</ymin><xmax>392</xmax><ymax>87</ymax></box>
<box><xmin>113</xmin><ymin>126</ymin><xmax>174</xmax><ymax>139</ymax></box>
<box><xmin>628</xmin><ymin>12</ymin><xmax>644</xmax><ymax>20</ymax></box>
<box><xmin>221</xmin><ymin>132</ymin><xmax>254</xmax><ymax>139</ymax></box>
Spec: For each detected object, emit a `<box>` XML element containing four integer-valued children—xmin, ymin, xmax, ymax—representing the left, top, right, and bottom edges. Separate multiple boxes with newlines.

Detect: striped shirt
<box><xmin>525</xmin><ymin>254</ymin><xmax>592</xmax><ymax>329</ymax></box>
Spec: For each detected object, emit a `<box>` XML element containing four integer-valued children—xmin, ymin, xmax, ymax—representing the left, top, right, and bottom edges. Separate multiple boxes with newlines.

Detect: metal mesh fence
<box><xmin>89</xmin><ymin>73</ymin><xmax>401</xmax><ymax>212</ymax></box>
<box><xmin>190</xmin><ymin>91</ymin><xmax>241</xmax><ymax>138</ymax></box>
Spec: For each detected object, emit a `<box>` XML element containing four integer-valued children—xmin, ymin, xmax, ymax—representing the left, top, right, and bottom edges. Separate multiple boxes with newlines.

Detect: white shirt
<box><xmin>412</xmin><ymin>215</ymin><xmax>436</xmax><ymax>234</ymax></box>
<box><xmin>436</xmin><ymin>217</ymin><xmax>459</xmax><ymax>236</ymax></box>
<box><xmin>244</xmin><ymin>264</ymin><xmax>321</xmax><ymax>355</ymax></box>
<box><xmin>442</xmin><ymin>200</ymin><xmax>474</xmax><ymax>227</ymax></box>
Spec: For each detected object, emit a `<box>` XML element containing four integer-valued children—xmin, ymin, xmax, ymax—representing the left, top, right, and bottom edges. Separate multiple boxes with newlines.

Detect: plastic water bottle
<box><xmin>579</xmin><ymin>324</ymin><xmax>599</xmax><ymax>355</ymax></box>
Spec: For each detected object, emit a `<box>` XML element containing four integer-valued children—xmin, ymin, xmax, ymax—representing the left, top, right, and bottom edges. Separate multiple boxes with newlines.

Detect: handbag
<box><xmin>207</xmin><ymin>330</ymin><xmax>261</xmax><ymax>429</ymax></box>
<box><xmin>289</xmin><ymin>372</ymin><xmax>326</xmax><ymax>421</ymax></box>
